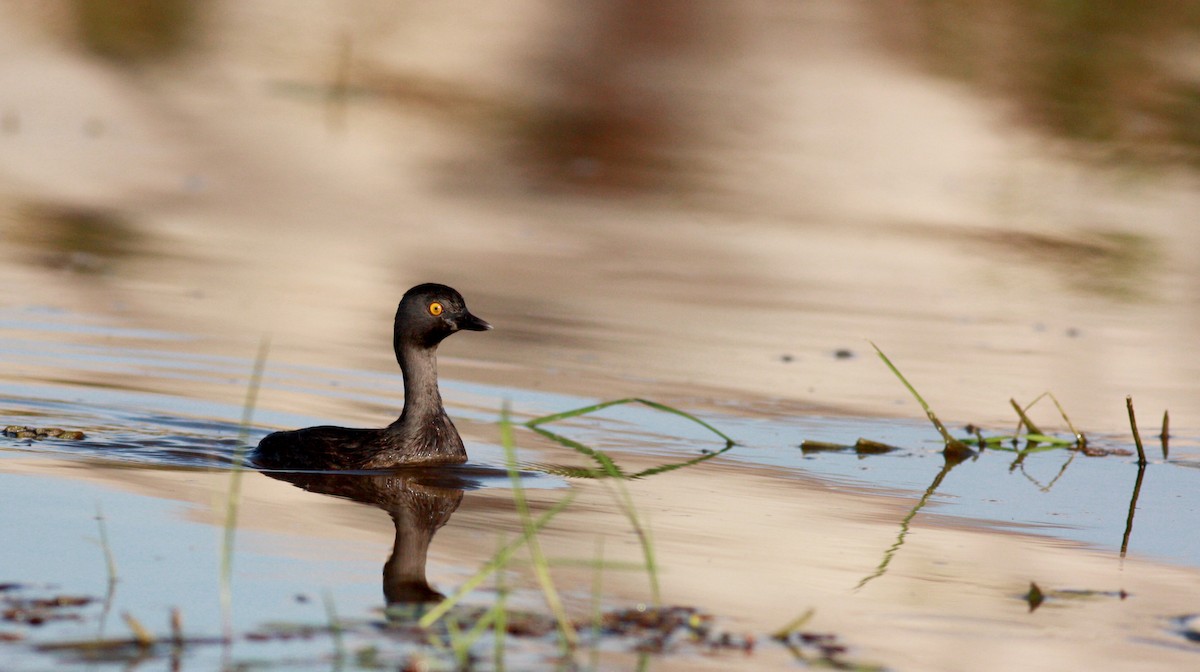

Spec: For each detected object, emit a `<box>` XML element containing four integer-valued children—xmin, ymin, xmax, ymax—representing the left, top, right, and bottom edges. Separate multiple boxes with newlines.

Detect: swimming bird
<box><xmin>253</xmin><ymin>283</ymin><xmax>491</xmax><ymax>470</ymax></box>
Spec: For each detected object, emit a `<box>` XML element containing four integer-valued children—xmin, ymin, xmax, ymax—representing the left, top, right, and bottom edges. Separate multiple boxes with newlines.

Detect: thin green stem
<box><xmin>417</xmin><ymin>492</ymin><xmax>576</xmax><ymax>628</ymax></box>
<box><xmin>95</xmin><ymin>502</ymin><xmax>119</xmax><ymax>585</ymax></box>
<box><xmin>526</xmin><ymin>397</ymin><xmax>735</xmax><ymax>445</ymax></box>
<box><xmin>608</xmin><ymin>481</ymin><xmax>659</xmax><ymax>605</ymax></box>
<box><xmin>871</xmin><ymin>342</ymin><xmax>969</xmax><ymax>454</ymax></box>
<box><xmin>588</xmin><ymin>536</ymin><xmax>605</xmax><ymax>671</ymax></box>
<box><xmin>493</xmin><ymin>538</ymin><xmax>508</xmax><ymax>672</ymax></box>
<box><xmin>322</xmin><ymin>590</ymin><xmax>344</xmax><ymax>662</ymax></box>
<box><xmin>220</xmin><ymin>336</ymin><xmax>270</xmax><ymax>643</ymax></box>
<box><xmin>502</xmin><ymin>403</ymin><xmax>578</xmax><ymax>648</ymax></box>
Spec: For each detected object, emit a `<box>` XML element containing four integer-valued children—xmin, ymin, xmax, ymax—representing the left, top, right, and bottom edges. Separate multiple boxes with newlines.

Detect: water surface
<box><xmin>2</xmin><ymin>307</ymin><xmax>1198</xmax><ymax>670</ymax></box>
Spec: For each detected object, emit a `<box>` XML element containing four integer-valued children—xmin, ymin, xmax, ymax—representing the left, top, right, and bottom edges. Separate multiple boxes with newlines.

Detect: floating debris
<box><xmin>1025</xmin><ymin>582</ymin><xmax>1045</xmax><ymax>612</ymax></box>
<box><xmin>244</xmin><ymin>622</ymin><xmax>330</xmax><ymax>642</ymax></box>
<box><xmin>800</xmin><ymin>439</ymin><xmax>899</xmax><ymax>455</ymax></box>
<box><xmin>3</xmin><ymin>425</ymin><xmax>86</xmax><ymax>441</ymax></box>
<box><xmin>596</xmin><ymin>605</ymin><xmax>754</xmax><ymax>654</ymax></box>
<box><xmin>2</xmin><ymin>593</ymin><xmax>93</xmax><ymax>626</ymax></box>
<box><xmin>1023</xmin><ymin>582</ymin><xmax>1128</xmax><ymax>613</ymax></box>
<box><xmin>772</xmin><ymin>610</ymin><xmax>881</xmax><ymax>670</ymax></box>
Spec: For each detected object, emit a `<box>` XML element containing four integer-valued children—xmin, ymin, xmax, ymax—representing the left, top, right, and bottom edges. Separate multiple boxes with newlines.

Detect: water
<box><xmin>8</xmin><ymin>307</ymin><xmax>1194</xmax><ymax>567</ymax></box>
<box><xmin>2</xmin><ymin>307</ymin><xmax>1199</xmax><ymax>669</ymax></box>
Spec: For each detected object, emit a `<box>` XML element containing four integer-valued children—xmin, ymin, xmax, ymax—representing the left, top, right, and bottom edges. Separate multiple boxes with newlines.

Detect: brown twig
<box><xmin>1125</xmin><ymin>396</ymin><xmax>1147</xmax><ymax>466</ymax></box>
<box><xmin>1160</xmin><ymin>410</ymin><xmax>1170</xmax><ymax>459</ymax></box>
<box><xmin>1010</xmin><ymin>398</ymin><xmax>1043</xmax><ymax>436</ymax></box>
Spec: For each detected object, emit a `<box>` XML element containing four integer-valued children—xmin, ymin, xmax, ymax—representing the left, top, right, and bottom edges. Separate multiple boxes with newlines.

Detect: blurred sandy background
<box><xmin>2</xmin><ymin>1</ymin><xmax>1199</xmax><ymax>430</ymax></box>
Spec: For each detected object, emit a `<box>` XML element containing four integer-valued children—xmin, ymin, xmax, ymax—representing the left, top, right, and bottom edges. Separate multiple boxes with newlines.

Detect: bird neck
<box><xmin>395</xmin><ymin>343</ymin><xmax>445</xmax><ymax>426</ymax></box>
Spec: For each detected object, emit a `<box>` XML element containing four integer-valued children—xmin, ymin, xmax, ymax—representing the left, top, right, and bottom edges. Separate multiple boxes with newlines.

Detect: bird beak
<box><xmin>457</xmin><ymin>311</ymin><xmax>492</xmax><ymax>331</ymax></box>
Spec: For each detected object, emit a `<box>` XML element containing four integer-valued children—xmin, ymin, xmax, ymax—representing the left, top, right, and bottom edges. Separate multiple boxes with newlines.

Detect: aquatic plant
<box><xmin>220</xmin><ymin>336</ymin><xmax>270</xmax><ymax>642</ymax></box>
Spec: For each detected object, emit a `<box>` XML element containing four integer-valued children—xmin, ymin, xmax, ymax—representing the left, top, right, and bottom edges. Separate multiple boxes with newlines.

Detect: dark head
<box><xmin>395</xmin><ymin>283</ymin><xmax>491</xmax><ymax>350</ymax></box>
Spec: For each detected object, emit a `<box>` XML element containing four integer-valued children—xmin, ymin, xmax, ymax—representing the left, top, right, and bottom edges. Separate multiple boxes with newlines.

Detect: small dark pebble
<box><xmin>833</xmin><ymin>349</ymin><xmax>854</xmax><ymax>359</ymax></box>
<box><xmin>780</xmin><ymin>354</ymin><xmax>794</xmax><ymax>363</ymax></box>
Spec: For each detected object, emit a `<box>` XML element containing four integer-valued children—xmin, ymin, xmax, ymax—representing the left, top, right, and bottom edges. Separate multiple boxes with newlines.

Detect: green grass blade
<box><xmin>632</xmin><ymin>398</ymin><xmax>736</xmax><ymax>444</ymax></box>
<box><xmin>588</xmin><ymin>536</ymin><xmax>604</xmax><ymax>670</ymax></box>
<box><xmin>501</xmin><ymin>403</ymin><xmax>578</xmax><ymax>648</ymax></box>
<box><xmin>417</xmin><ymin>491</ymin><xmax>576</xmax><ymax>628</ymax></box>
<box><xmin>529</xmin><ymin>423</ymin><xmax>734</xmax><ymax>480</ymax></box>
<box><xmin>629</xmin><ymin>441</ymin><xmax>734</xmax><ymax>478</ymax></box>
<box><xmin>772</xmin><ymin>608</ymin><xmax>814</xmax><ymax>640</ymax></box>
<box><xmin>525</xmin><ymin>397</ymin><xmax>735</xmax><ymax>445</ymax></box>
<box><xmin>493</xmin><ymin>540</ymin><xmax>508</xmax><ymax>672</ymax></box>
<box><xmin>609</xmin><ymin>480</ymin><xmax>660</xmax><ymax>605</ymax></box>
<box><xmin>95</xmin><ymin>502</ymin><xmax>118</xmax><ymax>585</ymax></box>
<box><xmin>870</xmin><ymin>342</ymin><xmax>969</xmax><ymax>454</ymax></box>
<box><xmin>1021</xmin><ymin>391</ymin><xmax>1086</xmax><ymax>447</ymax></box>
<box><xmin>322</xmin><ymin>590</ymin><xmax>344</xmax><ymax>662</ymax></box>
<box><xmin>525</xmin><ymin>398</ymin><xmax>639</xmax><ymax>427</ymax></box>
<box><xmin>220</xmin><ymin>335</ymin><xmax>270</xmax><ymax>643</ymax></box>
<box><xmin>445</xmin><ymin>615</ymin><xmax>468</xmax><ymax>668</ymax></box>
<box><xmin>532</xmin><ymin>442</ymin><xmax>734</xmax><ymax>480</ymax></box>
<box><xmin>528</xmin><ymin>426</ymin><xmax>625</xmax><ymax>477</ymax></box>
<box><xmin>454</xmin><ymin>604</ymin><xmax>501</xmax><ymax>659</ymax></box>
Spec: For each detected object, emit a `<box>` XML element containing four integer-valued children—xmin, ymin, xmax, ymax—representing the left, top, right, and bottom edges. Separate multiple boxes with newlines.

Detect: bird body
<box><xmin>253</xmin><ymin>283</ymin><xmax>490</xmax><ymax>470</ymax></box>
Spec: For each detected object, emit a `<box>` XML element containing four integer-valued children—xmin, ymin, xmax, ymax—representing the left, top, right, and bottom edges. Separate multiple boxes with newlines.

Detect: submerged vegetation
<box><xmin>844</xmin><ymin>344</ymin><xmax>1168</xmax><ymax>589</ymax></box>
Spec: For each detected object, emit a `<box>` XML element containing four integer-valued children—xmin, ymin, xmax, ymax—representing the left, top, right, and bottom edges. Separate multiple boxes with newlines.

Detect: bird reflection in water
<box><xmin>264</xmin><ymin>465</ymin><xmax>491</xmax><ymax>615</ymax></box>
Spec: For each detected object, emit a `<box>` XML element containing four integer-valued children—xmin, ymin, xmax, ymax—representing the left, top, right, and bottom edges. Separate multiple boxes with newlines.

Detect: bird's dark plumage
<box><xmin>253</xmin><ymin>283</ymin><xmax>490</xmax><ymax>470</ymax></box>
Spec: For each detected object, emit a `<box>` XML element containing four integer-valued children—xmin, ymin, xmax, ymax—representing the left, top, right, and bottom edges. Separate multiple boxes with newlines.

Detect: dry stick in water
<box><xmin>1122</xmin><ymin>392</ymin><xmax>1152</xmax><ymax>558</ymax></box>
<box><xmin>122</xmin><ymin>612</ymin><xmax>154</xmax><ymax>648</ymax></box>
<box><xmin>1160</xmin><ymin>410</ymin><xmax>1170</xmax><ymax>459</ymax></box>
<box><xmin>170</xmin><ymin>608</ymin><xmax>184</xmax><ymax>648</ymax></box>
<box><xmin>1047</xmin><ymin>392</ymin><xmax>1087</xmax><ymax>448</ymax></box>
<box><xmin>1125</xmin><ymin>396</ymin><xmax>1147</xmax><ymax>466</ymax></box>
<box><xmin>1010</xmin><ymin>398</ymin><xmax>1044</xmax><ymax>437</ymax></box>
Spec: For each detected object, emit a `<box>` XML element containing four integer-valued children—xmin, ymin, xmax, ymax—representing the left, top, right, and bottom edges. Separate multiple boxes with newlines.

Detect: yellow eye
<box><xmin>429</xmin><ymin>302</ymin><xmax>443</xmax><ymax>316</ymax></box>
